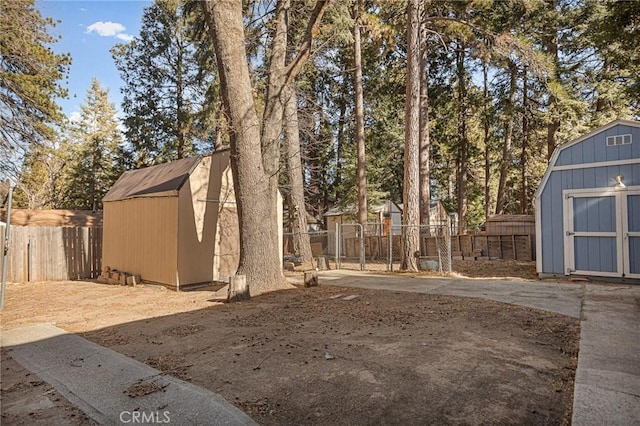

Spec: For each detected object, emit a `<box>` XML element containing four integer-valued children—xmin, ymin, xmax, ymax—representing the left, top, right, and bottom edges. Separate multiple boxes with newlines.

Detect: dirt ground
<box><xmin>1</xmin><ymin>260</ymin><xmax>580</xmax><ymax>425</ymax></box>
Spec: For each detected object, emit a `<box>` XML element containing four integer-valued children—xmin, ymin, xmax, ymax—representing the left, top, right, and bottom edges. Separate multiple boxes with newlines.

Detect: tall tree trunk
<box><xmin>544</xmin><ymin>0</ymin><xmax>559</xmax><ymax>161</ymax></box>
<box><xmin>284</xmin><ymin>83</ymin><xmax>313</xmax><ymax>262</ymax></box>
<box><xmin>353</xmin><ymin>0</ymin><xmax>367</xmax><ymax>226</ymax></box>
<box><xmin>520</xmin><ymin>66</ymin><xmax>529</xmax><ymax>214</ymax></box>
<box><xmin>202</xmin><ymin>0</ymin><xmax>283</xmax><ymax>294</ymax></box>
<box><xmin>202</xmin><ymin>1</ymin><xmax>277</xmax><ymax>294</ymax></box>
<box><xmin>455</xmin><ymin>43</ymin><xmax>468</xmax><ymax>234</ymax></box>
<box><xmin>419</xmin><ymin>15</ymin><xmax>430</xmax><ymax>227</ymax></box>
<box><xmin>401</xmin><ymin>0</ymin><xmax>420</xmax><ymax>271</ymax></box>
<box><xmin>334</xmin><ymin>64</ymin><xmax>348</xmax><ymax>201</ymax></box>
<box><xmin>176</xmin><ymin>39</ymin><xmax>185</xmax><ymax>159</ymax></box>
<box><xmin>261</xmin><ymin>0</ymin><xmax>289</xmax><ymax>177</ymax></box>
<box><xmin>495</xmin><ymin>61</ymin><xmax>517</xmax><ymax>215</ymax></box>
<box><xmin>201</xmin><ymin>0</ymin><xmax>328</xmax><ymax>295</ymax></box>
<box><xmin>483</xmin><ymin>61</ymin><xmax>491</xmax><ymax>222</ymax></box>
<box><xmin>214</xmin><ymin>100</ymin><xmax>226</xmax><ymax>151</ymax></box>
<box><xmin>91</xmin><ymin>135</ymin><xmax>98</xmax><ymax>211</ymax></box>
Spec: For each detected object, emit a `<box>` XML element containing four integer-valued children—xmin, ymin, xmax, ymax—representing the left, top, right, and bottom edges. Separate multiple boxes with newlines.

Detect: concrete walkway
<box><xmin>1</xmin><ymin>324</ymin><xmax>257</xmax><ymax>426</ymax></box>
<box><xmin>572</xmin><ymin>284</ymin><xmax>640</xmax><ymax>425</ymax></box>
<box><xmin>312</xmin><ymin>270</ymin><xmax>585</xmax><ymax>318</ymax></box>
<box><xmin>312</xmin><ymin>270</ymin><xmax>640</xmax><ymax>426</ymax></box>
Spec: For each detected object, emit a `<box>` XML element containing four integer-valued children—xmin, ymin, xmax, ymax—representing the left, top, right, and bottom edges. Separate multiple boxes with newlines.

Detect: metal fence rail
<box><xmin>0</xmin><ymin>226</ymin><xmax>102</xmax><ymax>283</ymax></box>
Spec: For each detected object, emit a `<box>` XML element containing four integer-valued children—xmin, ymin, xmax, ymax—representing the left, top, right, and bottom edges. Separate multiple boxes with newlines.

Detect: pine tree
<box><xmin>0</xmin><ymin>0</ymin><xmax>70</xmax><ymax>181</ymax></box>
<box><xmin>112</xmin><ymin>0</ymin><xmax>217</xmax><ymax>167</ymax></box>
<box><xmin>401</xmin><ymin>0</ymin><xmax>421</xmax><ymax>271</ymax></box>
<box><xmin>62</xmin><ymin>79</ymin><xmax>123</xmax><ymax>210</ymax></box>
<box><xmin>13</xmin><ymin>138</ymin><xmax>66</xmax><ymax>208</ymax></box>
<box><xmin>201</xmin><ymin>0</ymin><xmax>330</xmax><ymax>294</ymax></box>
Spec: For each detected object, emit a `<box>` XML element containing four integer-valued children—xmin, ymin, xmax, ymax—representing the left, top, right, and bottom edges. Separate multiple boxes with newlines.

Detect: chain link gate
<box><xmin>334</xmin><ymin>223</ymin><xmax>365</xmax><ymax>270</ymax></box>
<box><xmin>385</xmin><ymin>224</ymin><xmax>452</xmax><ymax>273</ymax></box>
<box><xmin>327</xmin><ymin>221</ymin><xmax>451</xmax><ymax>273</ymax></box>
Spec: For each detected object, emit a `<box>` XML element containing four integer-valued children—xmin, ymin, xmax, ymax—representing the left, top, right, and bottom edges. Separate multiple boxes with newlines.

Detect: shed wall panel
<box><xmin>630</xmin><ymin>238</ymin><xmax>640</xmax><ymax>274</ymax></box>
<box><xmin>556</xmin><ymin>125</ymin><xmax>640</xmax><ymax>167</ymax></box>
<box><xmin>540</xmin><ymin>185</ymin><xmax>555</xmax><ymax>274</ymax></box>
<box><xmin>214</xmin><ymin>154</ymin><xmax>240</xmax><ymax>281</ymax></box>
<box><xmin>539</xmin><ymin>163</ymin><xmax>640</xmax><ymax>274</ymax></box>
<box><xmin>573</xmin><ymin>196</ymin><xmax>615</xmax><ymax>232</ymax></box>
<box><xmin>176</xmin><ymin>151</ymin><xmax>239</xmax><ymax>285</ymax></box>
<box><xmin>605</xmin><ymin>126</ymin><xmax>621</xmax><ymax>162</ymax></box>
<box><xmin>537</xmin><ymin>122</ymin><xmax>640</xmax><ymax>276</ymax></box>
<box><xmin>629</xmin><ymin>195</ymin><xmax>640</xmax><ymax>232</ymax></box>
<box><xmin>177</xmin><ymin>156</ymin><xmax>217</xmax><ymax>286</ymax></box>
<box><xmin>103</xmin><ymin>197</ymin><xmax>178</xmax><ymax>285</ymax></box>
<box><xmin>574</xmin><ymin>236</ymin><xmax>617</xmax><ymax>272</ymax></box>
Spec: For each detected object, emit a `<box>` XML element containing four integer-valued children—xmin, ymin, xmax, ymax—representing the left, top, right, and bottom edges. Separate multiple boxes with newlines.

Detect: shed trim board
<box><xmin>535</xmin><ymin>119</ymin><xmax>640</xmax><ymax>281</ymax></box>
<box><xmin>551</xmin><ymin>158</ymin><xmax>638</xmax><ymax>172</ymax></box>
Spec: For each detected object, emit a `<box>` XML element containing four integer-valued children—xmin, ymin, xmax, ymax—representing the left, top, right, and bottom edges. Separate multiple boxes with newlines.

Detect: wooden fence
<box><xmin>429</xmin><ymin>233</ymin><xmax>533</xmax><ymax>261</ymax></box>
<box><xmin>0</xmin><ymin>225</ymin><xmax>102</xmax><ymax>282</ymax></box>
<box><xmin>342</xmin><ymin>233</ymin><xmax>534</xmax><ymax>262</ymax></box>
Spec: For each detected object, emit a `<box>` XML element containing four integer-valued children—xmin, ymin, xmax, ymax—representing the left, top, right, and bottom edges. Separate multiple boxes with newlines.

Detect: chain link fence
<box><xmin>282</xmin><ymin>229</ymin><xmax>336</xmax><ymax>267</ymax></box>
<box><xmin>283</xmin><ymin>221</ymin><xmax>451</xmax><ymax>274</ymax></box>
<box><xmin>386</xmin><ymin>224</ymin><xmax>452</xmax><ymax>273</ymax></box>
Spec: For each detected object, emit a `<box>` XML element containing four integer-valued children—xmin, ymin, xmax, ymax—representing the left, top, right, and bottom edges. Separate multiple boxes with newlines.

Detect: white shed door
<box><xmin>564</xmin><ymin>188</ymin><xmax>640</xmax><ymax>279</ymax></box>
<box><xmin>623</xmin><ymin>192</ymin><xmax>640</xmax><ymax>279</ymax></box>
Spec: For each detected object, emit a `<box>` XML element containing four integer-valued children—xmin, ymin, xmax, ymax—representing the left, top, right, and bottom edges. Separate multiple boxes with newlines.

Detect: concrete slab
<box><xmin>572</xmin><ymin>383</ymin><xmax>640</xmax><ymax>426</ymax></box>
<box><xmin>315</xmin><ymin>270</ymin><xmax>584</xmax><ymax>318</ymax></box>
<box><xmin>1</xmin><ymin>324</ymin><xmax>257</xmax><ymax>426</ymax></box>
<box><xmin>572</xmin><ymin>284</ymin><xmax>640</xmax><ymax>426</ymax></box>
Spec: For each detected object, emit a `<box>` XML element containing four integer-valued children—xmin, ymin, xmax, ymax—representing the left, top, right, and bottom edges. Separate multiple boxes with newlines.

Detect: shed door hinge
<box><xmin>565</xmin><ymin>194</ymin><xmax>574</xmax><ymax>199</ymax></box>
<box><xmin>565</xmin><ymin>231</ymin><xmax>575</xmax><ymax>236</ymax></box>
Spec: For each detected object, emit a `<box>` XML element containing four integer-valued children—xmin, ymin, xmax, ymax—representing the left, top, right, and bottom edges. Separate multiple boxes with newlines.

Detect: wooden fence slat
<box><xmin>3</xmin><ymin>226</ymin><xmax>102</xmax><ymax>282</ymax></box>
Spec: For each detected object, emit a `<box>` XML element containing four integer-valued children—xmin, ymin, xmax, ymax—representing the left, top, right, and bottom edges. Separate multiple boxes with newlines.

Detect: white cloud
<box><xmin>86</xmin><ymin>21</ymin><xmax>124</xmax><ymax>37</ymax></box>
<box><xmin>116</xmin><ymin>33</ymin><xmax>134</xmax><ymax>42</ymax></box>
<box><xmin>86</xmin><ymin>21</ymin><xmax>133</xmax><ymax>42</ymax></box>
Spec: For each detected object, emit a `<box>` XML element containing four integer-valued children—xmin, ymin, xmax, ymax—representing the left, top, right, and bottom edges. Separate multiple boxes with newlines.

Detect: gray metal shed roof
<box><xmin>103</xmin><ymin>156</ymin><xmax>202</xmax><ymax>202</ymax></box>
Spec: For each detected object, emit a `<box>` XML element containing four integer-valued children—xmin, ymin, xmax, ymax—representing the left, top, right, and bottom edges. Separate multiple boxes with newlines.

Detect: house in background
<box><xmin>535</xmin><ymin>119</ymin><xmax>640</xmax><ymax>281</ymax></box>
<box><xmin>325</xmin><ymin>199</ymin><xmax>450</xmax><ymax>235</ymax></box>
<box><xmin>283</xmin><ymin>207</ymin><xmax>321</xmax><ymax>232</ymax></box>
<box><xmin>398</xmin><ymin>199</ymin><xmax>451</xmax><ymax>230</ymax></box>
<box><xmin>324</xmin><ymin>200</ymin><xmax>403</xmax><ymax>236</ymax></box>
<box><xmin>102</xmin><ymin>150</ymin><xmax>283</xmax><ymax>290</ymax></box>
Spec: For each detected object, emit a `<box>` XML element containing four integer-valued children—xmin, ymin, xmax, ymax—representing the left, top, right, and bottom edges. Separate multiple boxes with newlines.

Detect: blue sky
<box><xmin>37</xmin><ymin>0</ymin><xmax>152</xmax><ymax>120</ymax></box>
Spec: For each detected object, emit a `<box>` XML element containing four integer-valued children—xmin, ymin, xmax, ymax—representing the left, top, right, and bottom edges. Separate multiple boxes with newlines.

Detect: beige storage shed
<box><xmin>102</xmin><ymin>151</ymin><xmax>244</xmax><ymax>290</ymax></box>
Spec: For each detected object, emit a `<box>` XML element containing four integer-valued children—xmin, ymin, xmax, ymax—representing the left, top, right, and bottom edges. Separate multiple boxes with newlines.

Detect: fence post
<box><xmin>358</xmin><ymin>223</ymin><xmax>365</xmax><ymax>271</ymax></box>
<box><xmin>0</xmin><ymin>185</ymin><xmax>13</xmax><ymax>310</ymax></box>
<box><xmin>334</xmin><ymin>223</ymin><xmax>340</xmax><ymax>270</ymax></box>
<box><xmin>387</xmin><ymin>227</ymin><xmax>393</xmax><ymax>271</ymax></box>
<box><xmin>27</xmin><ymin>238</ymin><xmax>32</xmax><ymax>282</ymax></box>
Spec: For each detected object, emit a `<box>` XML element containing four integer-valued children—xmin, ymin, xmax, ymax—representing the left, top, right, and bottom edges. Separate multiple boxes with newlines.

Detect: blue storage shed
<box><xmin>535</xmin><ymin>119</ymin><xmax>640</xmax><ymax>281</ymax></box>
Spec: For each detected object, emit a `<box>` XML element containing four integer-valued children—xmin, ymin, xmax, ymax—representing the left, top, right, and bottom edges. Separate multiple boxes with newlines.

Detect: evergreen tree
<box><xmin>0</xmin><ymin>0</ymin><xmax>70</xmax><ymax>181</ymax></box>
<box><xmin>112</xmin><ymin>0</ymin><xmax>217</xmax><ymax>167</ymax></box>
<box><xmin>402</xmin><ymin>0</ymin><xmax>421</xmax><ymax>271</ymax></box>
<box><xmin>62</xmin><ymin>79</ymin><xmax>123</xmax><ymax>210</ymax></box>
<box><xmin>201</xmin><ymin>0</ymin><xmax>330</xmax><ymax>294</ymax></box>
<box><xmin>12</xmin><ymin>137</ymin><xmax>66</xmax><ymax>208</ymax></box>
